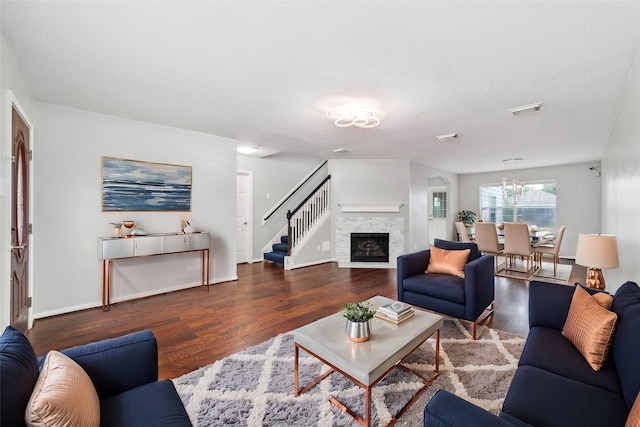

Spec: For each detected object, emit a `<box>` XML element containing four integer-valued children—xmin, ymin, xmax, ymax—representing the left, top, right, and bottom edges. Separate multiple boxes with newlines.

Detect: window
<box><xmin>479</xmin><ymin>180</ymin><xmax>556</xmax><ymax>232</ymax></box>
<box><xmin>432</xmin><ymin>191</ymin><xmax>447</xmax><ymax>219</ymax></box>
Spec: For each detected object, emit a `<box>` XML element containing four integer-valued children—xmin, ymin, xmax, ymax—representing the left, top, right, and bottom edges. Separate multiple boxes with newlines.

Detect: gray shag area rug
<box><xmin>173</xmin><ymin>319</ymin><xmax>525</xmax><ymax>426</ymax></box>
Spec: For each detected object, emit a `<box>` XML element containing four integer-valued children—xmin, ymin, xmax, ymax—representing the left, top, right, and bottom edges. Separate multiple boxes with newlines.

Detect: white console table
<box><xmin>98</xmin><ymin>232</ymin><xmax>210</xmax><ymax>311</ymax></box>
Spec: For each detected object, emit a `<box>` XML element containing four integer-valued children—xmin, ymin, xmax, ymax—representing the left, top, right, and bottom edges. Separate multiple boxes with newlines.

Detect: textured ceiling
<box><xmin>2</xmin><ymin>1</ymin><xmax>639</xmax><ymax>173</ymax></box>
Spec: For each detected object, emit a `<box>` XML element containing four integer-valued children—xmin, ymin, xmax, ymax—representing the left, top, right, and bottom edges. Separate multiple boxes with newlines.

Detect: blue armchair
<box><xmin>1</xmin><ymin>327</ymin><xmax>192</xmax><ymax>427</ymax></box>
<box><xmin>397</xmin><ymin>239</ymin><xmax>495</xmax><ymax>339</ymax></box>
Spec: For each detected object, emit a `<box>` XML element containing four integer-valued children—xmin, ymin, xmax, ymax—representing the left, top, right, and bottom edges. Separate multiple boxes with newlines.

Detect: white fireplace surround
<box><xmin>336</xmin><ymin>217</ymin><xmax>404</xmax><ymax>268</ymax></box>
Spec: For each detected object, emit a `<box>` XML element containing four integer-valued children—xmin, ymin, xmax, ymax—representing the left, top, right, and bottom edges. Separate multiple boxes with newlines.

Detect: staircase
<box><xmin>263</xmin><ymin>174</ymin><xmax>331</xmax><ymax>267</ymax></box>
<box><xmin>264</xmin><ymin>235</ymin><xmax>288</xmax><ymax>264</ymax></box>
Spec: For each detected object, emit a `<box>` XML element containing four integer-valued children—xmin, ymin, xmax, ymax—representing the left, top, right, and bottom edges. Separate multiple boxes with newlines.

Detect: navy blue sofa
<box><xmin>424</xmin><ymin>280</ymin><xmax>640</xmax><ymax>427</ymax></box>
<box><xmin>397</xmin><ymin>239</ymin><xmax>495</xmax><ymax>339</ymax></box>
<box><xmin>0</xmin><ymin>327</ymin><xmax>192</xmax><ymax>427</ymax></box>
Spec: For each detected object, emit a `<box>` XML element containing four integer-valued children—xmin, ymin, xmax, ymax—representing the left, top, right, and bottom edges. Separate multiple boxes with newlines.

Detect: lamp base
<box><xmin>586</xmin><ymin>268</ymin><xmax>606</xmax><ymax>290</ymax></box>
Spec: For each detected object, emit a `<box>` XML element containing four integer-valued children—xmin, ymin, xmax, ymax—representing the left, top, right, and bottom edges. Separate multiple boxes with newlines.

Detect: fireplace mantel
<box><xmin>338</xmin><ymin>202</ymin><xmax>403</xmax><ymax>213</ymax></box>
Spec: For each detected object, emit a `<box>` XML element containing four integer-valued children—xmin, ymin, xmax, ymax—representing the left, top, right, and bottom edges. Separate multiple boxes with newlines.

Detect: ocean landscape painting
<box><xmin>102</xmin><ymin>157</ymin><xmax>192</xmax><ymax>211</ymax></box>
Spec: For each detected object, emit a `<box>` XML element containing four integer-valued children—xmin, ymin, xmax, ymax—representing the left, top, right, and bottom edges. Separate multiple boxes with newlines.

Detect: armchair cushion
<box><xmin>101</xmin><ymin>380</ymin><xmax>191</xmax><ymax>427</ymax></box>
<box><xmin>26</xmin><ymin>350</ymin><xmax>100</xmax><ymax>427</ymax></box>
<box><xmin>610</xmin><ymin>281</ymin><xmax>640</xmax><ymax>409</ymax></box>
<box><xmin>424</xmin><ymin>390</ymin><xmax>514</xmax><ymax>427</ymax></box>
<box><xmin>53</xmin><ymin>330</ymin><xmax>159</xmax><ymax>400</ymax></box>
<box><xmin>519</xmin><ymin>326</ymin><xmax>621</xmax><ymax>393</ymax></box>
<box><xmin>426</xmin><ymin>246</ymin><xmax>470</xmax><ymax>278</ymax></box>
<box><xmin>402</xmin><ymin>273</ymin><xmax>465</xmax><ymax>305</ymax></box>
<box><xmin>501</xmin><ymin>365</ymin><xmax>628</xmax><ymax>427</ymax></box>
<box><xmin>0</xmin><ymin>326</ymin><xmax>39</xmax><ymax>427</ymax></box>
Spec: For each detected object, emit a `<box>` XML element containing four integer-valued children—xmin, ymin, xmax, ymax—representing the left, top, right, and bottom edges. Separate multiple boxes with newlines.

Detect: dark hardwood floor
<box><xmin>26</xmin><ymin>260</ymin><xmax>585</xmax><ymax>379</ymax></box>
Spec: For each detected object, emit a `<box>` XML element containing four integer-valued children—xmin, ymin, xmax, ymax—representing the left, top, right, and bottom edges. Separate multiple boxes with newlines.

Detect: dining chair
<box><xmin>455</xmin><ymin>221</ymin><xmax>473</xmax><ymax>242</ymax></box>
<box><xmin>503</xmin><ymin>222</ymin><xmax>536</xmax><ymax>278</ymax></box>
<box><xmin>475</xmin><ymin>222</ymin><xmax>504</xmax><ymax>272</ymax></box>
<box><xmin>534</xmin><ymin>225</ymin><xmax>566</xmax><ymax>276</ymax></box>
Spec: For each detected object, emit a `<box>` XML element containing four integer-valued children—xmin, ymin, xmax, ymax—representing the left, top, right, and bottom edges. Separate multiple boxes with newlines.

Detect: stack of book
<box><xmin>375</xmin><ymin>301</ymin><xmax>415</xmax><ymax>325</ymax></box>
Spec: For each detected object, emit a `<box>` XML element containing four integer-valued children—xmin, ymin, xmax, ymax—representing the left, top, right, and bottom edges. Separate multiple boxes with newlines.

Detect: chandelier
<box><xmin>326</xmin><ymin>107</ymin><xmax>380</xmax><ymax>128</ymax></box>
<box><xmin>503</xmin><ymin>178</ymin><xmax>525</xmax><ymax>202</ymax></box>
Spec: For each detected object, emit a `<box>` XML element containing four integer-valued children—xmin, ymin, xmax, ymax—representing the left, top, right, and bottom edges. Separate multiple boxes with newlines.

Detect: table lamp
<box><xmin>575</xmin><ymin>234</ymin><xmax>619</xmax><ymax>290</ymax></box>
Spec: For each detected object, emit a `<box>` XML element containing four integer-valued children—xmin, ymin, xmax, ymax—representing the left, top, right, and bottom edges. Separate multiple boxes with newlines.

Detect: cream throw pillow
<box><xmin>426</xmin><ymin>245</ymin><xmax>470</xmax><ymax>279</ymax></box>
<box><xmin>562</xmin><ymin>286</ymin><xmax>617</xmax><ymax>371</ymax></box>
<box><xmin>25</xmin><ymin>350</ymin><xmax>100</xmax><ymax>427</ymax></box>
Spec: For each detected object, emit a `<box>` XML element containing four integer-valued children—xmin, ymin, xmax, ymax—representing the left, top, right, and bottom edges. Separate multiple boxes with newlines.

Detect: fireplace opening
<box><xmin>350</xmin><ymin>233</ymin><xmax>390</xmax><ymax>263</ymax></box>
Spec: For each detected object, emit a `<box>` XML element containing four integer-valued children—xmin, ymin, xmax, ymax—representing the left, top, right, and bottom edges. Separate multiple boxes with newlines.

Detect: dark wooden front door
<box><xmin>11</xmin><ymin>106</ymin><xmax>30</xmax><ymax>333</ymax></box>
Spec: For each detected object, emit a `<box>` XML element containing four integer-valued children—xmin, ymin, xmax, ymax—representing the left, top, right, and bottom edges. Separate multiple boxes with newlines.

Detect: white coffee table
<box><xmin>294</xmin><ymin>295</ymin><xmax>443</xmax><ymax>427</ymax></box>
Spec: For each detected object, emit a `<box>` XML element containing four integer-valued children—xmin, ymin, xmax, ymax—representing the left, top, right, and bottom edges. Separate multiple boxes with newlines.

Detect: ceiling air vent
<box><xmin>332</xmin><ymin>147</ymin><xmax>351</xmax><ymax>153</ymax></box>
<box><xmin>509</xmin><ymin>102</ymin><xmax>544</xmax><ymax>117</ymax></box>
<box><xmin>436</xmin><ymin>133</ymin><xmax>458</xmax><ymax>142</ymax></box>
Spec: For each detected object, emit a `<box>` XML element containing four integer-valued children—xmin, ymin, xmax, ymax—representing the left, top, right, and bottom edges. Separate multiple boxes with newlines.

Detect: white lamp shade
<box><xmin>575</xmin><ymin>234</ymin><xmax>619</xmax><ymax>269</ymax></box>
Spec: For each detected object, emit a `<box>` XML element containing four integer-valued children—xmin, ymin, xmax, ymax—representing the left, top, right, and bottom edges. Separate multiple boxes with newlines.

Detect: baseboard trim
<box><xmin>34</xmin><ymin>275</ymin><xmax>238</xmax><ymax>319</ymax></box>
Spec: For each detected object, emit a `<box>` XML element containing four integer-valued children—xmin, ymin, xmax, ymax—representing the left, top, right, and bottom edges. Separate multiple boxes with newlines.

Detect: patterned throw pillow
<box><xmin>426</xmin><ymin>245</ymin><xmax>470</xmax><ymax>279</ymax></box>
<box><xmin>626</xmin><ymin>392</ymin><xmax>640</xmax><ymax>427</ymax></box>
<box><xmin>592</xmin><ymin>291</ymin><xmax>614</xmax><ymax>310</ymax></box>
<box><xmin>25</xmin><ymin>350</ymin><xmax>100</xmax><ymax>427</ymax></box>
<box><xmin>562</xmin><ymin>286</ymin><xmax>617</xmax><ymax>371</ymax></box>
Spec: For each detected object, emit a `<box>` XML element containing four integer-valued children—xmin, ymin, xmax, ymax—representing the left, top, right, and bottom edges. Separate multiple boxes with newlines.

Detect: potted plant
<box><xmin>110</xmin><ymin>222</ymin><xmax>123</xmax><ymax>238</ymax></box>
<box><xmin>458</xmin><ymin>210</ymin><xmax>477</xmax><ymax>226</ymax></box>
<box><xmin>343</xmin><ymin>301</ymin><xmax>375</xmax><ymax>342</ymax></box>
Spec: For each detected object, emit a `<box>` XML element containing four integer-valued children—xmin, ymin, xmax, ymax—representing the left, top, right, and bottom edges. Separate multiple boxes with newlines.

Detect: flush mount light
<box><xmin>326</xmin><ymin>107</ymin><xmax>380</xmax><ymax>128</ymax></box>
<box><xmin>509</xmin><ymin>102</ymin><xmax>544</xmax><ymax>117</ymax></box>
<box><xmin>237</xmin><ymin>145</ymin><xmax>261</xmax><ymax>155</ymax></box>
<box><xmin>436</xmin><ymin>133</ymin><xmax>458</xmax><ymax>142</ymax></box>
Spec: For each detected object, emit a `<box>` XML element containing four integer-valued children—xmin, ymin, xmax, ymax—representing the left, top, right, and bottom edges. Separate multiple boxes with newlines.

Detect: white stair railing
<box><xmin>287</xmin><ymin>176</ymin><xmax>331</xmax><ymax>254</ymax></box>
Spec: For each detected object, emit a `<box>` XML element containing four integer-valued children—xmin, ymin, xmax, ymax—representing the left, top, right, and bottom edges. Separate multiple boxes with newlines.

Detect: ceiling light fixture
<box><xmin>326</xmin><ymin>107</ymin><xmax>380</xmax><ymax>128</ymax></box>
<box><xmin>509</xmin><ymin>102</ymin><xmax>544</xmax><ymax>117</ymax></box>
<box><xmin>436</xmin><ymin>133</ymin><xmax>458</xmax><ymax>142</ymax></box>
<box><xmin>502</xmin><ymin>158</ymin><xmax>525</xmax><ymax>202</ymax></box>
<box><xmin>237</xmin><ymin>145</ymin><xmax>261</xmax><ymax>155</ymax></box>
<box><xmin>502</xmin><ymin>157</ymin><xmax>524</xmax><ymax>165</ymax></box>
<box><xmin>332</xmin><ymin>147</ymin><xmax>351</xmax><ymax>153</ymax></box>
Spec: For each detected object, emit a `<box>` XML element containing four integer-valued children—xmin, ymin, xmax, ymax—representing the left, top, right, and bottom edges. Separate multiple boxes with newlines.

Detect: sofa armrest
<box><xmin>424</xmin><ymin>390</ymin><xmax>514</xmax><ymax>427</ymax></box>
<box><xmin>397</xmin><ymin>249</ymin><xmax>431</xmax><ymax>299</ymax></box>
<box><xmin>464</xmin><ymin>254</ymin><xmax>495</xmax><ymax>320</ymax></box>
<box><xmin>55</xmin><ymin>330</ymin><xmax>159</xmax><ymax>399</ymax></box>
<box><xmin>528</xmin><ymin>281</ymin><xmax>576</xmax><ymax>330</ymax></box>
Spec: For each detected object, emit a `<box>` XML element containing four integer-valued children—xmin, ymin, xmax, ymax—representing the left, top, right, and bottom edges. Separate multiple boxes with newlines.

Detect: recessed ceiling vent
<box><xmin>332</xmin><ymin>147</ymin><xmax>351</xmax><ymax>153</ymax></box>
<box><xmin>509</xmin><ymin>102</ymin><xmax>543</xmax><ymax>117</ymax></box>
<box><xmin>436</xmin><ymin>133</ymin><xmax>458</xmax><ymax>142</ymax></box>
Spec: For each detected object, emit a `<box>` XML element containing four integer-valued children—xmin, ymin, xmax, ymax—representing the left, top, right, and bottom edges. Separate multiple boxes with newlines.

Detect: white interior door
<box><xmin>428</xmin><ymin>187</ymin><xmax>448</xmax><ymax>244</ymax></box>
<box><xmin>236</xmin><ymin>172</ymin><xmax>252</xmax><ymax>263</ymax></box>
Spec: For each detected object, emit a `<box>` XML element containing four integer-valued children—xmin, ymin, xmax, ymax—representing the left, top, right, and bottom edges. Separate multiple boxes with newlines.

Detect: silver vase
<box><xmin>345</xmin><ymin>319</ymin><xmax>372</xmax><ymax>342</ymax></box>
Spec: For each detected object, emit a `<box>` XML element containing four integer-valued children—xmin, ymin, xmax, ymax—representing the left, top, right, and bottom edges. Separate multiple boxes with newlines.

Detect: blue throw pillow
<box><xmin>0</xmin><ymin>326</ymin><xmax>39</xmax><ymax>427</ymax></box>
<box><xmin>434</xmin><ymin>238</ymin><xmax>480</xmax><ymax>262</ymax></box>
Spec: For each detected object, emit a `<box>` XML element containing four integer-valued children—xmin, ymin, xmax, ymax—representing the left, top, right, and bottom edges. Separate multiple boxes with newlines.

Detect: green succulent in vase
<box><xmin>343</xmin><ymin>301</ymin><xmax>375</xmax><ymax>323</ymax></box>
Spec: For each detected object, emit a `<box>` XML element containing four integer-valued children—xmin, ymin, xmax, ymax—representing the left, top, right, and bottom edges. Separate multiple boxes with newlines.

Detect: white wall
<box><xmin>33</xmin><ymin>103</ymin><xmax>237</xmax><ymax>317</ymax></box>
<box><xmin>329</xmin><ymin>159</ymin><xmax>411</xmax><ymax>255</ymax></box>
<box><xmin>602</xmin><ymin>52</ymin><xmax>640</xmax><ymax>293</ymax></box>
<box><xmin>459</xmin><ymin>162</ymin><xmax>601</xmax><ymax>259</ymax></box>
<box><xmin>409</xmin><ymin>161</ymin><xmax>459</xmax><ymax>251</ymax></box>
<box><xmin>237</xmin><ymin>153</ymin><xmax>324</xmax><ymax>261</ymax></box>
<box><xmin>1</xmin><ymin>35</ymin><xmax>36</xmax><ymax>327</ymax></box>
